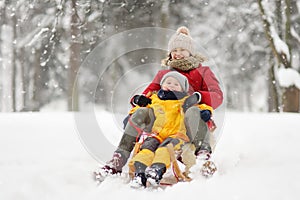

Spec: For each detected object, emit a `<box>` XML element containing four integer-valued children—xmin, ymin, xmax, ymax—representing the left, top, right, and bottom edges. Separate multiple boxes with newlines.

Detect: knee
<box><xmin>185</xmin><ymin>106</ymin><xmax>207</xmax><ymax>127</ymax></box>
<box><xmin>131</xmin><ymin>107</ymin><xmax>151</xmax><ymax>123</ymax></box>
<box><xmin>133</xmin><ymin>107</ymin><xmax>150</xmax><ymax>117</ymax></box>
<box><xmin>141</xmin><ymin>137</ymin><xmax>160</xmax><ymax>152</ymax></box>
<box><xmin>185</xmin><ymin>106</ymin><xmax>201</xmax><ymax>118</ymax></box>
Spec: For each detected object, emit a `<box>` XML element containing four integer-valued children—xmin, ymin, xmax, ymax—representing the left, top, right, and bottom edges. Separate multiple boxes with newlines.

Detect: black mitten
<box><xmin>132</xmin><ymin>95</ymin><xmax>152</xmax><ymax>107</ymax></box>
<box><xmin>182</xmin><ymin>93</ymin><xmax>201</xmax><ymax>112</ymax></box>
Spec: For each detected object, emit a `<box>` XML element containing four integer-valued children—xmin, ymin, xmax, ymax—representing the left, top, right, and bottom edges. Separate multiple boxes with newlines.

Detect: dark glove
<box><xmin>182</xmin><ymin>93</ymin><xmax>201</xmax><ymax>112</ymax></box>
<box><xmin>132</xmin><ymin>95</ymin><xmax>151</xmax><ymax>107</ymax></box>
<box><xmin>200</xmin><ymin>110</ymin><xmax>211</xmax><ymax>122</ymax></box>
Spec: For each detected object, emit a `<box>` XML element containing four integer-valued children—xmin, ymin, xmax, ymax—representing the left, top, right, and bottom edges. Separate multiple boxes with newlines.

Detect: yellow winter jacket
<box><xmin>129</xmin><ymin>93</ymin><xmax>213</xmax><ymax>143</ymax></box>
<box><xmin>150</xmin><ymin>94</ymin><xmax>189</xmax><ymax>143</ymax></box>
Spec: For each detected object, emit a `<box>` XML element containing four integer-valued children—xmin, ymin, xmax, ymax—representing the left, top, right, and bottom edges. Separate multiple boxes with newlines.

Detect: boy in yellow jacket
<box><xmin>128</xmin><ymin>71</ymin><xmax>213</xmax><ymax>187</ymax></box>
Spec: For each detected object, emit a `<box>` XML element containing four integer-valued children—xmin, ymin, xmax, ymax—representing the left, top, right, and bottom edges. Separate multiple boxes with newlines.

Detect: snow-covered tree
<box><xmin>1</xmin><ymin>0</ymin><xmax>299</xmax><ymax>112</ymax></box>
<box><xmin>258</xmin><ymin>0</ymin><xmax>300</xmax><ymax>112</ymax></box>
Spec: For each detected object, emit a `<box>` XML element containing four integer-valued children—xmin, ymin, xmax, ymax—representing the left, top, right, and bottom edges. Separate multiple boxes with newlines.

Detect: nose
<box><xmin>174</xmin><ymin>53</ymin><xmax>183</xmax><ymax>59</ymax></box>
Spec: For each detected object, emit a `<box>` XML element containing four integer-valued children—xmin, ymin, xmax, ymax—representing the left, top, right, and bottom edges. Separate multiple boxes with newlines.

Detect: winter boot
<box><xmin>196</xmin><ymin>150</ymin><xmax>211</xmax><ymax>160</ymax></box>
<box><xmin>130</xmin><ymin>161</ymin><xmax>147</xmax><ymax>188</ymax></box>
<box><xmin>200</xmin><ymin>160</ymin><xmax>217</xmax><ymax>177</ymax></box>
<box><xmin>145</xmin><ymin>163</ymin><xmax>166</xmax><ymax>186</ymax></box>
<box><xmin>195</xmin><ymin>145</ymin><xmax>217</xmax><ymax>177</ymax></box>
<box><xmin>130</xmin><ymin>173</ymin><xmax>147</xmax><ymax>188</ymax></box>
<box><xmin>196</xmin><ymin>144</ymin><xmax>212</xmax><ymax>160</ymax></box>
<box><xmin>94</xmin><ymin>152</ymin><xmax>126</xmax><ymax>183</ymax></box>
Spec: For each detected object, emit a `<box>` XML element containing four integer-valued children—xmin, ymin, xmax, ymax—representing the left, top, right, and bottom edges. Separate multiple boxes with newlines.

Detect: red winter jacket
<box><xmin>142</xmin><ymin>64</ymin><xmax>223</xmax><ymax>109</ymax></box>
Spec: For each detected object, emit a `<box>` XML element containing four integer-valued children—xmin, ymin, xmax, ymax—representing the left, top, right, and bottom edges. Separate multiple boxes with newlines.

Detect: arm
<box><xmin>197</xmin><ymin>67</ymin><xmax>223</xmax><ymax>109</ymax></box>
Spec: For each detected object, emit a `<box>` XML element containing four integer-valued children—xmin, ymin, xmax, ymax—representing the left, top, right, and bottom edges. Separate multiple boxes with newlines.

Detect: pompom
<box><xmin>176</xmin><ymin>26</ymin><xmax>190</xmax><ymax>35</ymax></box>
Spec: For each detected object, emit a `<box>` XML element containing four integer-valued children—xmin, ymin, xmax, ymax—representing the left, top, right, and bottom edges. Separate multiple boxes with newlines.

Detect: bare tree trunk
<box><xmin>268</xmin><ymin>59</ymin><xmax>280</xmax><ymax>112</ymax></box>
<box><xmin>258</xmin><ymin>0</ymin><xmax>281</xmax><ymax>113</ymax></box>
<box><xmin>19</xmin><ymin>48</ymin><xmax>26</xmax><ymax>111</ymax></box>
<box><xmin>275</xmin><ymin>0</ymin><xmax>283</xmax><ymax>38</ymax></box>
<box><xmin>161</xmin><ymin>0</ymin><xmax>169</xmax><ymax>29</ymax></box>
<box><xmin>282</xmin><ymin>86</ymin><xmax>300</xmax><ymax>112</ymax></box>
<box><xmin>0</xmin><ymin>2</ymin><xmax>5</xmax><ymax>112</ymax></box>
<box><xmin>284</xmin><ymin>0</ymin><xmax>292</xmax><ymax>66</ymax></box>
<box><xmin>32</xmin><ymin>49</ymin><xmax>42</xmax><ymax>111</ymax></box>
<box><xmin>11</xmin><ymin>10</ymin><xmax>17</xmax><ymax>112</ymax></box>
<box><xmin>68</xmin><ymin>0</ymin><xmax>80</xmax><ymax>111</ymax></box>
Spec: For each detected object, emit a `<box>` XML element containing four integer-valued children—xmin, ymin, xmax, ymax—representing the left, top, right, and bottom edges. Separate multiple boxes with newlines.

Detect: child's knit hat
<box><xmin>168</xmin><ymin>26</ymin><xmax>196</xmax><ymax>55</ymax></box>
<box><xmin>160</xmin><ymin>71</ymin><xmax>189</xmax><ymax>93</ymax></box>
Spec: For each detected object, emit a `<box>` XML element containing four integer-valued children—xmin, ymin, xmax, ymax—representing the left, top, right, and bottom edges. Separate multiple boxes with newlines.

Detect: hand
<box><xmin>200</xmin><ymin>110</ymin><xmax>211</xmax><ymax>122</ymax></box>
<box><xmin>182</xmin><ymin>93</ymin><xmax>201</xmax><ymax>112</ymax></box>
<box><xmin>132</xmin><ymin>95</ymin><xmax>151</xmax><ymax>107</ymax></box>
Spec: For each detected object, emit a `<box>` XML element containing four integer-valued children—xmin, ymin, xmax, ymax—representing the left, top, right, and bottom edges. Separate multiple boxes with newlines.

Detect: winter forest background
<box><xmin>1</xmin><ymin>0</ymin><xmax>300</xmax><ymax>113</ymax></box>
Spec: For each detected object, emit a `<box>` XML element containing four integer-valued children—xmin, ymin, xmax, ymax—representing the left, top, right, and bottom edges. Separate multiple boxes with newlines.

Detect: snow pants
<box><xmin>184</xmin><ymin>106</ymin><xmax>211</xmax><ymax>153</ymax></box>
<box><xmin>114</xmin><ymin>106</ymin><xmax>210</xmax><ymax>170</ymax></box>
<box><xmin>128</xmin><ymin>137</ymin><xmax>185</xmax><ymax>174</ymax></box>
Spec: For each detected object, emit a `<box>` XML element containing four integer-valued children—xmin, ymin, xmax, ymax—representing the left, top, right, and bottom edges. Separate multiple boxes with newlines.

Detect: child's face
<box><xmin>170</xmin><ymin>48</ymin><xmax>191</xmax><ymax>60</ymax></box>
<box><xmin>161</xmin><ymin>76</ymin><xmax>183</xmax><ymax>92</ymax></box>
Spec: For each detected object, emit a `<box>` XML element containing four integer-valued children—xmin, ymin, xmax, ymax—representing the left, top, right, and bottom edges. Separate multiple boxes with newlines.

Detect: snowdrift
<box><xmin>0</xmin><ymin>112</ymin><xmax>300</xmax><ymax>200</ymax></box>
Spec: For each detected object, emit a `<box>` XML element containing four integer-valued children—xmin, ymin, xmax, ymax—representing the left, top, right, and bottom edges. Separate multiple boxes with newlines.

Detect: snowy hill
<box><xmin>0</xmin><ymin>111</ymin><xmax>300</xmax><ymax>200</ymax></box>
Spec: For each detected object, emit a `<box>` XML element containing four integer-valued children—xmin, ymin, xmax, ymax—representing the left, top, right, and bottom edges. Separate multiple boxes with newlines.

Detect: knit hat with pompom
<box><xmin>168</xmin><ymin>26</ymin><xmax>196</xmax><ymax>55</ymax></box>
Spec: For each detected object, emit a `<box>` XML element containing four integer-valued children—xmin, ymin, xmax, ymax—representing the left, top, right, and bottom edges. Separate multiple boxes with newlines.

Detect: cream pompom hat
<box><xmin>168</xmin><ymin>26</ymin><xmax>196</xmax><ymax>55</ymax></box>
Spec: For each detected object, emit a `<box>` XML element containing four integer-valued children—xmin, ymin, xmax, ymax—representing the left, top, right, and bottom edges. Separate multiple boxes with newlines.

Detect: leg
<box><xmin>128</xmin><ymin>137</ymin><xmax>160</xmax><ymax>187</ymax></box>
<box><xmin>106</xmin><ymin>108</ymin><xmax>155</xmax><ymax>172</ymax></box>
<box><xmin>128</xmin><ymin>137</ymin><xmax>160</xmax><ymax>171</ymax></box>
<box><xmin>145</xmin><ymin>138</ymin><xmax>184</xmax><ymax>184</ymax></box>
<box><xmin>184</xmin><ymin>106</ymin><xmax>212</xmax><ymax>154</ymax></box>
<box><xmin>152</xmin><ymin>137</ymin><xmax>184</xmax><ymax>168</ymax></box>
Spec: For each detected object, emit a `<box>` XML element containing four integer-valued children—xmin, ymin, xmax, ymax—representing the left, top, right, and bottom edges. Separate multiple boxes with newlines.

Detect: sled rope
<box><xmin>129</xmin><ymin>131</ymin><xmax>153</xmax><ymax>178</ymax></box>
<box><xmin>128</xmin><ymin>117</ymin><xmax>144</xmax><ymax>142</ymax></box>
<box><xmin>207</xmin><ymin>119</ymin><xmax>217</xmax><ymax>152</ymax></box>
<box><xmin>166</xmin><ymin>143</ymin><xmax>191</xmax><ymax>182</ymax></box>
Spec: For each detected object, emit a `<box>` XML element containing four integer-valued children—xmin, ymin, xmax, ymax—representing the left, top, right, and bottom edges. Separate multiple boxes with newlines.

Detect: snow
<box><xmin>291</xmin><ymin>27</ymin><xmax>300</xmax><ymax>44</ymax></box>
<box><xmin>26</xmin><ymin>28</ymin><xmax>50</xmax><ymax>47</ymax></box>
<box><xmin>278</xmin><ymin>67</ymin><xmax>300</xmax><ymax>89</ymax></box>
<box><xmin>270</xmin><ymin>26</ymin><xmax>290</xmax><ymax>61</ymax></box>
<box><xmin>1</xmin><ymin>111</ymin><xmax>300</xmax><ymax>200</ymax></box>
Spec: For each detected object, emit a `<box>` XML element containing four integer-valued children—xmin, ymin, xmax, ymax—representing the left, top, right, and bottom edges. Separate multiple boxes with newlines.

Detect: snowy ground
<box><xmin>1</xmin><ymin>111</ymin><xmax>300</xmax><ymax>200</ymax></box>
